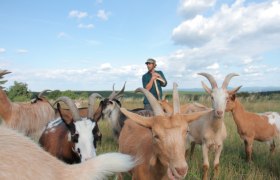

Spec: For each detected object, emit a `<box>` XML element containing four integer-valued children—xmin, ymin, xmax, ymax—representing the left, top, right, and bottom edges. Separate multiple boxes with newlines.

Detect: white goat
<box><xmin>186</xmin><ymin>73</ymin><xmax>240</xmax><ymax>180</ymax></box>
<box><xmin>0</xmin><ymin>125</ymin><xmax>136</xmax><ymax>180</ymax></box>
<box><xmin>0</xmin><ymin>70</ymin><xmax>55</xmax><ymax>140</ymax></box>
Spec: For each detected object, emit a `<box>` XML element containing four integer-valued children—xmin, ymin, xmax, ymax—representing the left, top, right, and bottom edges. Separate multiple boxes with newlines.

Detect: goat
<box><xmin>0</xmin><ymin>125</ymin><xmax>136</xmax><ymax>180</ymax></box>
<box><xmin>39</xmin><ymin>95</ymin><xmax>101</xmax><ymax>164</ymax></box>
<box><xmin>0</xmin><ymin>70</ymin><xmax>55</xmax><ymax>141</ymax></box>
<box><xmin>118</xmin><ymin>83</ymin><xmax>211</xmax><ymax>179</ymax></box>
<box><xmin>98</xmin><ymin>83</ymin><xmax>154</xmax><ymax>141</ymax></box>
<box><xmin>226</xmin><ymin>86</ymin><xmax>280</xmax><ymax>162</ymax></box>
<box><xmin>186</xmin><ymin>73</ymin><xmax>240</xmax><ymax>180</ymax></box>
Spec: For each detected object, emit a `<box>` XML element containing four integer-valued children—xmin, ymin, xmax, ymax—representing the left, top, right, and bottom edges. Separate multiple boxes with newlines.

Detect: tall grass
<box><xmin>97</xmin><ymin>95</ymin><xmax>280</xmax><ymax>180</ymax></box>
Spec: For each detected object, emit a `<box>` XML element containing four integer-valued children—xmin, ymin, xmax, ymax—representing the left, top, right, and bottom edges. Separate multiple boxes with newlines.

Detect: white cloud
<box><xmin>16</xmin><ymin>49</ymin><xmax>28</xmax><ymax>54</ymax></box>
<box><xmin>57</xmin><ymin>32</ymin><xmax>69</xmax><ymax>38</ymax></box>
<box><xmin>100</xmin><ymin>63</ymin><xmax>112</xmax><ymax>71</ymax></box>
<box><xmin>172</xmin><ymin>0</ymin><xmax>280</xmax><ymax>48</ymax></box>
<box><xmin>69</xmin><ymin>10</ymin><xmax>88</xmax><ymax>19</ymax></box>
<box><xmin>96</xmin><ymin>0</ymin><xmax>103</xmax><ymax>4</ymax></box>
<box><xmin>206</xmin><ymin>62</ymin><xmax>219</xmax><ymax>70</ymax></box>
<box><xmin>0</xmin><ymin>48</ymin><xmax>6</xmax><ymax>53</ymax></box>
<box><xmin>78</xmin><ymin>23</ymin><xmax>94</xmax><ymax>29</ymax></box>
<box><xmin>178</xmin><ymin>0</ymin><xmax>216</xmax><ymax>19</ymax></box>
<box><xmin>163</xmin><ymin>0</ymin><xmax>280</xmax><ymax>87</ymax></box>
<box><xmin>97</xmin><ymin>10</ymin><xmax>110</xmax><ymax>21</ymax></box>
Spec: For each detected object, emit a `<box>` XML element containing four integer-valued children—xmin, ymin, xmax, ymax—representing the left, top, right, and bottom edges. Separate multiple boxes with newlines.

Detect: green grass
<box><xmin>1</xmin><ymin>92</ymin><xmax>279</xmax><ymax>179</ymax></box>
<box><xmin>97</xmin><ymin>96</ymin><xmax>280</xmax><ymax>180</ymax></box>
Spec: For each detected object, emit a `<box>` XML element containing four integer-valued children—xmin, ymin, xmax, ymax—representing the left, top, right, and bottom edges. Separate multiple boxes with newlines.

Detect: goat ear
<box><xmin>201</xmin><ymin>81</ymin><xmax>212</xmax><ymax>94</ymax></box>
<box><xmin>181</xmin><ymin>109</ymin><xmax>212</xmax><ymax>123</ymax></box>
<box><xmin>120</xmin><ymin>108</ymin><xmax>153</xmax><ymax>128</ymax></box>
<box><xmin>228</xmin><ymin>85</ymin><xmax>242</xmax><ymax>95</ymax></box>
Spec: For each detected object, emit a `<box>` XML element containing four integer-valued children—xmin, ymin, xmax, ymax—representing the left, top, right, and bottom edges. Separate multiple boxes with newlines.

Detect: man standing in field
<box><xmin>142</xmin><ymin>58</ymin><xmax>167</xmax><ymax>110</ymax></box>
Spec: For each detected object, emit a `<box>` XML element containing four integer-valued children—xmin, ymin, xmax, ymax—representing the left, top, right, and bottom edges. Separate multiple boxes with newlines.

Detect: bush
<box><xmin>7</xmin><ymin>81</ymin><xmax>31</xmax><ymax>102</ymax></box>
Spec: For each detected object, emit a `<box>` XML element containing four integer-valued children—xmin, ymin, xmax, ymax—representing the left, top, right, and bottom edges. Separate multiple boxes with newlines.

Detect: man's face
<box><xmin>146</xmin><ymin>62</ymin><xmax>155</xmax><ymax>71</ymax></box>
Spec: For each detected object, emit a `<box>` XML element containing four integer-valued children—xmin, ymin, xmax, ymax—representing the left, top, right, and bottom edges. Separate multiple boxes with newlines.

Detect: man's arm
<box><xmin>158</xmin><ymin>71</ymin><xmax>167</xmax><ymax>87</ymax></box>
<box><xmin>142</xmin><ymin>74</ymin><xmax>158</xmax><ymax>91</ymax></box>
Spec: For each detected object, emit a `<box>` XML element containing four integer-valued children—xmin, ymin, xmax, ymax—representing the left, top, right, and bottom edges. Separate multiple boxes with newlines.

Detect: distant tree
<box><xmin>79</xmin><ymin>92</ymin><xmax>89</xmax><ymax>99</ymax></box>
<box><xmin>62</xmin><ymin>90</ymin><xmax>77</xmax><ymax>99</ymax></box>
<box><xmin>47</xmin><ymin>90</ymin><xmax>62</xmax><ymax>100</ymax></box>
<box><xmin>7</xmin><ymin>81</ymin><xmax>32</xmax><ymax>102</ymax></box>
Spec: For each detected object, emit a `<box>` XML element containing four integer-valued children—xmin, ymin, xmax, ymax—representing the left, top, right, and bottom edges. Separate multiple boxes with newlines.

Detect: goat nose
<box><xmin>175</xmin><ymin>167</ymin><xmax>188</xmax><ymax>177</ymax></box>
<box><xmin>217</xmin><ymin>110</ymin><xmax>223</xmax><ymax>116</ymax></box>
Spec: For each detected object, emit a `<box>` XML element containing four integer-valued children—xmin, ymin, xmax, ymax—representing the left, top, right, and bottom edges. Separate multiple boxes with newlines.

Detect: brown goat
<box><xmin>118</xmin><ymin>83</ymin><xmax>211</xmax><ymax>179</ymax></box>
<box><xmin>226</xmin><ymin>87</ymin><xmax>280</xmax><ymax>162</ymax></box>
<box><xmin>0</xmin><ymin>70</ymin><xmax>55</xmax><ymax>140</ymax></box>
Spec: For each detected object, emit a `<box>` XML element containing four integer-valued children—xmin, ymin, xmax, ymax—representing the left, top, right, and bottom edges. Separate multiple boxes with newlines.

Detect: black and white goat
<box><xmin>39</xmin><ymin>95</ymin><xmax>102</xmax><ymax>164</ymax></box>
<box><xmin>98</xmin><ymin>83</ymin><xmax>153</xmax><ymax>141</ymax></box>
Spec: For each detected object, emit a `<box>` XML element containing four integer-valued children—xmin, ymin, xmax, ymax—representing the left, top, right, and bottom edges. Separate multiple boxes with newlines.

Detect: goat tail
<box><xmin>63</xmin><ymin>153</ymin><xmax>137</xmax><ymax>180</ymax></box>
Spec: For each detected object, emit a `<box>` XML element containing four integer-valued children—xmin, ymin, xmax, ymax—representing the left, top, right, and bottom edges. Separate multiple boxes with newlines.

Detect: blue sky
<box><xmin>1</xmin><ymin>0</ymin><xmax>280</xmax><ymax>91</ymax></box>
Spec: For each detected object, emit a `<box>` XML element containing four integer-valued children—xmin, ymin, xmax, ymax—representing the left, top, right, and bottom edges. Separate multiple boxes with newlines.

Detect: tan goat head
<box><xmin>119</xmin><ymin>83</ymin><xmax>211</xmax><ymax>179</ymax></box>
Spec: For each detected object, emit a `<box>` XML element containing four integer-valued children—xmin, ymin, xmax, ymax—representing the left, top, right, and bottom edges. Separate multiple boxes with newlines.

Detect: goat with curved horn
<box><xmin>0</xmin><ymin>70</ymin><xmax>55</xmax><ymax>141</ymax></box>
<box><xmin>186</xmin><ymin>72</ymin><xmax>240</xmax><ymax>180</ymax></box>
<box><xmin>222</xmin><ymin>73</ymin><xmax>239</xmax><ymax>89</ymax></box>
<box><xmin>40</xmin><ymin>96</ymin><xmax>101</xmax><ymax>164</ymax></box>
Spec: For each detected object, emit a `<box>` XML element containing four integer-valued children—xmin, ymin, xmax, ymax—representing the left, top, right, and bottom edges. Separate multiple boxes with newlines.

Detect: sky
<box><xmin>1</xmin><ymin>0</ymin><xmax>280</xmax><ymax>92</ymax></box>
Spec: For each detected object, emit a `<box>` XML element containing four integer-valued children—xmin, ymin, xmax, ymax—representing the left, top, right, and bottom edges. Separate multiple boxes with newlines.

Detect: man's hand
<box><xmin>151</xmin><ymin>72</ymin><xmax>161</xmax><ymax>81</ymax></box>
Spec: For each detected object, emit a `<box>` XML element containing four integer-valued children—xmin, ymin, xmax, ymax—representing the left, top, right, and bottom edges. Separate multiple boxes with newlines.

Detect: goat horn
<box><xmin>173</xmin><ymin>82</ymin><xmax>180</xmax><ymax>114</ymax></box>
<box><xmin>87</xmin><ymin>93</ymin><xmax>103</xmax><ymax>119</ymax></box>
<box><xmin>38</xmin><ymin>89</ymin><xmax>51</xmax><ymax>98</ymax></box>
<box><xmin>198</xmin><ymin>72</ymin><xmax>218</xmax><ymax>89</ymax></box>
<box><xmin>108</xmin><ymin>82</ymin><xmax>126</xmax><ymax>100</ymax></box>
<box><xmin>135</xmin><ymin>87</ymin><xmax>164</xmax><ymax>116</ymax></box>
<box><xmin>55</xmin><ymin>96</ymin><xmax>81</xmax><ymax>122</ymax></box>
<box><xmin>115</xmin><ymin>81</ymin><xmax>126</xmax><ymax>99</ymax></box>
<box><xmin>108</xmin><ymin>83</ymin><xmax>116</xmax><ymax>100</ymax></box>
<box><xmin>222</xmin><ymin>73</ymin><xmax>239</xmax><ymax>89</ymax></box>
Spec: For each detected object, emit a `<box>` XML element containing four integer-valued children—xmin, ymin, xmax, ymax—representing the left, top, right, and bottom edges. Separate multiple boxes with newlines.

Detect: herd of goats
<box><xmin>0</xmin><ymin>69</ymin><xmax>279</xmax><ymax>180</ymax></box>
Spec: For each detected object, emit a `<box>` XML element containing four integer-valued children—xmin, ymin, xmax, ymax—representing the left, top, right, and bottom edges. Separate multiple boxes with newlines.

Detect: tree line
<box><xmin>4</xmin><ymin>81</ymin><xmax>280</xmax><ymax>102</ymax></box>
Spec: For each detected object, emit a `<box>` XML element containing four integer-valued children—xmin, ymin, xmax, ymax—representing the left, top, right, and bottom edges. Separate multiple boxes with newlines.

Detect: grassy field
<box><xmin>0</xmin><ymin>92</ymin><xmax>279</xmax><ymax>179</ymax></box>
<box><xmin>97</xmin><ymin>95</ymin><xmax>280</xmax><ymax>180</ymax></box>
